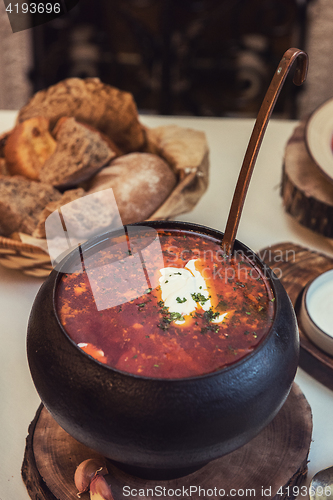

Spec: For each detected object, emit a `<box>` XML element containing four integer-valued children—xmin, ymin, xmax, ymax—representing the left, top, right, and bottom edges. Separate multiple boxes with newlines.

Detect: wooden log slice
<box><xmin>281</xmin><ymin>120</ymin><xmax>333</xmax><ymax>238</ymax></box>
<box><xmin>22</xmin><ymin>384</ymin><xmax>312</xmax><ymax>500</ymax></box>
<box><xmin>261</xmin><ymin>242</ymin><xmax>333</xmax><ymax>389</ymax></box>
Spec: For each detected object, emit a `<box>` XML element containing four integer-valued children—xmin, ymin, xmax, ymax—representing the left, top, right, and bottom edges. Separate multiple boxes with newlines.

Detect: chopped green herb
<box><xmin>201</xmin><ymin>322</ymin><xmax>220</xmax><ymax>334</ymax></box>
<box><xmin>154</xmin><ymin>364</ymin><xmax>160</xmax><ymax>368</ymax></box>
<box><xmin>270</xmin><ymin>297</ymin><xmax>275</xmax><ymax>302</ymax></box>
<box><xmin>157</xmin><ymin>308</ymin><xmax>185</xmax><ymax>330</ymax></box>
<box><xmin>176</xmin><ymin>296</ymin><xmax>187</xmax><ymax>303</ymax></box>
<box><xmin>145</xmin><ymin>288</ymin><xmax>152</xmax><ymax>294</ymax></box>
<box><xmin>169</xmin><ymin>312</ymin><xmax>185</xmax><ymax>322</ymax></box>
<box><xmin>191</xmin><ymin>292</ymin><xmax>208</xmax><ymax>305</ymax></box>
<box><xmin>203</xmin><ymin>309</ymin><xmax>220</xmax><ymax>322</ymax></box>
<box><xmin>246</xmin><ymin>311</ymin><xmax>251</xmax><ymax>315</ymax></box>
<box><xmin>157</xmin><ymin>301</ymin><xmax>164</xmax><ymax>307</ymax></box>
<box><xmin>145</xmin><ymin>335</ymin><xmax>150</xmax><ymax>338</ymax></box>
<box><xmin>132</xmin><ymin>354</ymin><xmax>138</xmax><ymax>359</ymax></box>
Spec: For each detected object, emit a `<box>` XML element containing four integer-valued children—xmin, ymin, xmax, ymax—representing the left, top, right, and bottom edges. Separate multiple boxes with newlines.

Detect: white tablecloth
<box><xmin>1</xmin><ymin>111</ymin><xmax>333</xmax><ymax>499</ymax></box>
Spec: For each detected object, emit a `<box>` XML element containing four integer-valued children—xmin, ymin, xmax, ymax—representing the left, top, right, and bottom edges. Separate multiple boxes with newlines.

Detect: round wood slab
<box><xmin>281</xmin><ymin>119</ymin><xmax>333</xmax><ymax>238</ymax></box>
<box><xmin>261</xmin><ymin>241</ymin><xmax>333</xmax><ymax>390</ymax></box>
<box><xmin>22</xmin><ymin>383</ymin><xmax>312</xmax><ymax>500</ymax></box>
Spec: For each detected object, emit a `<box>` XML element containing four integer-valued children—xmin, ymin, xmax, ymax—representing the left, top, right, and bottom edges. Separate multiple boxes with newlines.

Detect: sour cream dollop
<box><xmin>159</xmin><ymin>259</ymin><xmax>227</xmax><ymax>324</ymax></box>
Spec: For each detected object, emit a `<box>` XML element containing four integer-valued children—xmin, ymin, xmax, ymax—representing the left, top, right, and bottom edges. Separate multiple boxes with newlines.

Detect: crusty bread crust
<box><xmin>17</xmin><ymin>78</ymin><xmax>147</xmax><ymax>153</ymax></box>
<box><xmin>33</xmin><ymin>188</ymin><xmax>85</xmax><ymax>239</ymax></box>
<box><xmin>0</xmin><ymin>159</ymin><xmax>7</xmax><ymax>176</ymax></box>
<box><xmin>4</xmin><ymin>117</ymin><xmax>56</xmax><ymax>180</ymax></box>
<box><xmin>88</xmin><ymin>153</ymin><xmax>177</xmax><ymax>224</ymax></box>
<box><xmin>0</xmin><ymin>130</ymin><xmax>11</xmax><ymax>158</ymax></box>
<box><xmin>0</xmin><ymin>176</ymin><xmax>61</xmax><ymax>237</ymax></box>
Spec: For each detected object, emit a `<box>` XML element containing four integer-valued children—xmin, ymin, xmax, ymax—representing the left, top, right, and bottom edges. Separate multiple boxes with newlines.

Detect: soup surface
<box><xmin>56</xmin><ymin>228</ymin><xmax>275</xmax><ymax>378</ymax></box>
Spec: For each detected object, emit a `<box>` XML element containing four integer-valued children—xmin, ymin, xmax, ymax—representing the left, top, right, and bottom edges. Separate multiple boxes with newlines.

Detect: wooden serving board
<box><xmin>22</xmin><ymin>384</ymin><xmax>312</xmax><ymax>500</ymax></box>
<box><xmin>281</xmin><ymin>120</ymin><xmax>333</xmax><ymax>238</ymax></box>
<box><xmin>261</xmin><ymin>242</ymin><xmax>333</xmax><ymax>389</ymax></box>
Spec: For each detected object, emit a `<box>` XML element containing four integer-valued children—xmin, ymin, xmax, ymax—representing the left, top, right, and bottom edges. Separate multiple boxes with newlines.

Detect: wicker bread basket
<box><xmin>0</xmin><ymin>123</ymin><xmax>209</xmax><ymax>278</ymax></box>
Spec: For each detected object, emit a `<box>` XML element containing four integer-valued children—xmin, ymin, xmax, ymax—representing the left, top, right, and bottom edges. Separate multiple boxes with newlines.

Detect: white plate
<box><xmin>300</xmin><ymin>269</ymin><xmax>333</xmax><ymax>357</ymax></box>
<box><xmin>306</xmin><ymin>97</ymin><xmax>333</xmax><ymax>183</ymax></box>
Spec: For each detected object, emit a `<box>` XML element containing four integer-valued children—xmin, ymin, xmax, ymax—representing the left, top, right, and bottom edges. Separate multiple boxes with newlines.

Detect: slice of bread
<box><xmin>0</xmin><ymin>175</ymin><xmax>61</xmax><ymax>237</ymax></box>
<box><xmin>39</xmin><ymin>117</ymin><xmax>116</xmax><ymax>186</ymax></box>
<box><xmin>52</xmin><ymin>117</ymin><xmax>123</xmax><ymax>157</ymax></box>
<box><xmin>4</xmin><ymin>117</ymin><xmax>57</xmax><ymax>180</ymax></box>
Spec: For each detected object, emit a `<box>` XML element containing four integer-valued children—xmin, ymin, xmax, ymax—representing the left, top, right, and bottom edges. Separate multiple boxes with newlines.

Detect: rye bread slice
<box><xmin>39</xmin><ymin>117</ymin><xmax>115</xmax><ymax>187</ymax></box>
<box><xmin>0</xmin><ymin>175</ymin><xmax>61</xmax><ymax>237</ymax></box>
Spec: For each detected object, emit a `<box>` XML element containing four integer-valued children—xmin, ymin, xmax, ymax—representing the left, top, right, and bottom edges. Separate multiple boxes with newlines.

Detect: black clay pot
<box><xmin>27</xmin><ymin>221</ymin><xmax>299</xmax><ymax>478</ymax></box>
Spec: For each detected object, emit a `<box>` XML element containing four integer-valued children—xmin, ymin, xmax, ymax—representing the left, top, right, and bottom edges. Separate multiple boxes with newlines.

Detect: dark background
<box><xmin>29</xmin><ymin>0</ymin><xmax>311</xmax><ymax>118</ymax></box>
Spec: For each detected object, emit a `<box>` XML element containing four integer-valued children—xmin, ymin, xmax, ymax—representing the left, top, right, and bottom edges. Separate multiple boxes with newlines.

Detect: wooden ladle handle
<box><xmin>222</xmin><ymin>48</ymin><xmax>308</xmax><ymax>256</ymax></box>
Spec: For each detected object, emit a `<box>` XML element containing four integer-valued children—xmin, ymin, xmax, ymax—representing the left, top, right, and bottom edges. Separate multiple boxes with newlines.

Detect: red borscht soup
<box><xmin>56</xmin><ymin>228</ymin><xmax>275</xmax><ymax>378</ymax></box>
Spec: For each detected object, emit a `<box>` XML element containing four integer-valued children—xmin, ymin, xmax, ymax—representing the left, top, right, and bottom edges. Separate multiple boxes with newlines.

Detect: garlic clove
<box><xmin>90</xmin><ymin>474</ymin><xmax>114</xmax><ymax>500</ymax></box>
<box><xmin>74</xmin><ymin>458</ymin><xmax>108</xmax><ymax>496</ymax></box>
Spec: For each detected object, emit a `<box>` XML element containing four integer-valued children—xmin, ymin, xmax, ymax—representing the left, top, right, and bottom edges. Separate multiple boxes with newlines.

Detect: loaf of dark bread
<box><xmin>16</xmin><ymin>78</ymin><xmax>146</xmax><ymax>153</ymax></box>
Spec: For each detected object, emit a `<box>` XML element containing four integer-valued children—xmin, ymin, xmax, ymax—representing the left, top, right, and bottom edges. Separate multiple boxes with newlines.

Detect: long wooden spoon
<box><xmin>222</xmin><ymin>47</ymin><xmax>308</xmax><ymax>256</ymax></box>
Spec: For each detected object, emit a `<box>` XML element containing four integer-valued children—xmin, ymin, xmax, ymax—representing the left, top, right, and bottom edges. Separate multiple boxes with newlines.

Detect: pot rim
<box><xmin>51</xmin><ymin>220</ymin><xmax>278</xmax><ymax>382</ymax></box>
